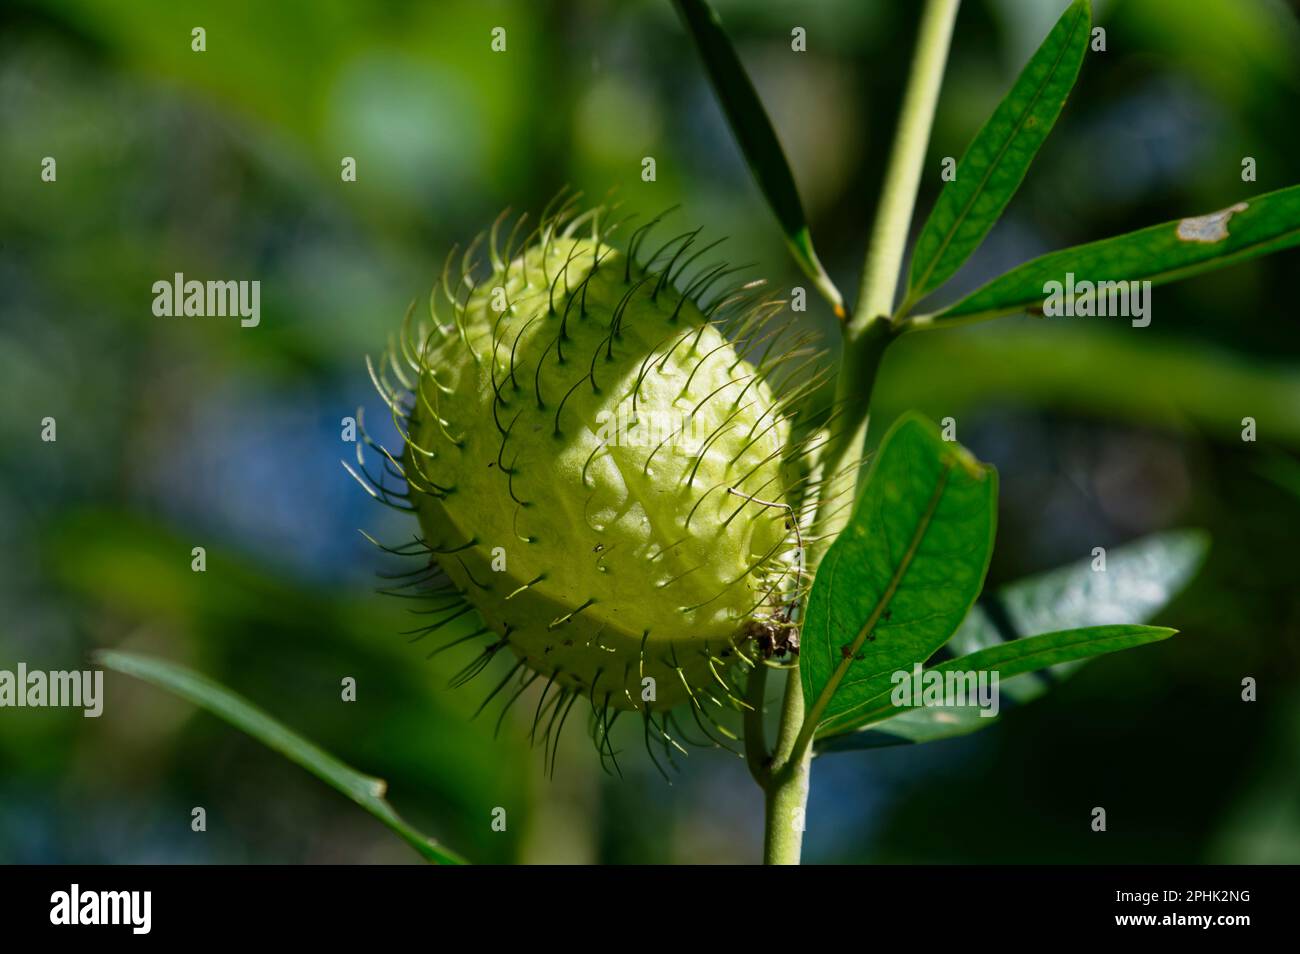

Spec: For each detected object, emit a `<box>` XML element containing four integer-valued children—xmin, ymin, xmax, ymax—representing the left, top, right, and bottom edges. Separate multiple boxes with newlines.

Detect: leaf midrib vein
<box><xmin>807</xmin><ymin>461</ymin><xmax>954</xmax><ymax>732</ymax></box>
<box><xmin>911</xmin><ymin>4</ymin><xmax>1085</xmax><ymax>298</ymax></box>
<box><xmin>820</xmin><ymin>627</ymin><xmax>1155</xmax><ymax>736</ymax></box>
<box><xmin>942</xmin><ymin>218</ymin><xmax>1300</xmax><ymax>322</ymax></box>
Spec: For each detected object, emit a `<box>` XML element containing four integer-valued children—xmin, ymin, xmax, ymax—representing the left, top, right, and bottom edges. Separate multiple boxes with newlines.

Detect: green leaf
<box><xmin>94</xmin><ymin>650</ymin><xmax>467</xmax><ymax>865</ymax></box>
<box><xmin>816</xmin><ymin>624</ymin><xmax>1176</xmax><ymax>740</ymax></box>
<box><xmin>800</xmin><ymin>412</ymin><xmax>997</xmax><ymax>737</ymax></box>
<box><xmin>673</xmin><ymin>0</ymin><xmax>844</xmax><ymax>316</ymax></box>
<box><xmin>816</xmin><ymin>528</ymin><xmax>1208</xmax><ymax>751</ymax></box>
<box><xmin>906</xmin><ymin>0</ymin><xmax>1091</xmax><ymax>306</ymax></box>
<box><xmin>926</xmin><ymin>183</ymin><xmax>1300</xmax><ymax>325</ymax></box>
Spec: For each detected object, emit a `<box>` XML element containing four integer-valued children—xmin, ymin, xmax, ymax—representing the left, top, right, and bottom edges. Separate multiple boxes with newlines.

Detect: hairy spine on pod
<box><xmin>358</xmin><ymin>199</ymin><xmax>833</xmax><ymax>769</ymax></box>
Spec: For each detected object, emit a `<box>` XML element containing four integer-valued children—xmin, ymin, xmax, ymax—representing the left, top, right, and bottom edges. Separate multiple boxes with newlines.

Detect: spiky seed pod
<box><xmin>362</xmin><ymin>200</ymin><xmax>820</xmax><ymax>756</ymax></box>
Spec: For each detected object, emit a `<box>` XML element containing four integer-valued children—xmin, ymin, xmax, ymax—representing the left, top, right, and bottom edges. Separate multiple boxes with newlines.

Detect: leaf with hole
<box><xmin>926</xmin><ymin>184</ymin><xmax>1300</xmax><ymax>325</ymax></box>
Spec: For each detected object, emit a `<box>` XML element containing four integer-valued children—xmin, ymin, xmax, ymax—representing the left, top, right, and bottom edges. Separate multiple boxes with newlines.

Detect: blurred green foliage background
<box><xmin>1</xmin><ymin>0</ymin><xmax>1298</xmax><ymax>864</ymax></box>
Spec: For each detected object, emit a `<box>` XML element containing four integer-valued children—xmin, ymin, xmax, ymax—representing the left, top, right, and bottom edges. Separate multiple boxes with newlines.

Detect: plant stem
<box><xmin>743</xmin><ymin>661</ymin><xmax>769</xmax><ymax>786</ymax></box>
<box><xmin>763</xmin><ymin>670</ymin><xmax>810</xmax><ymax>864</ymax></box>
<box><xmin>759</xmin><ymin>0</ymin><xmax>959</xmax><ymax>865</ymax></box>
<box><xmin>854</xmin><ymin>0</ymin><xmax>960</xmax><ymax>335</ymax></box>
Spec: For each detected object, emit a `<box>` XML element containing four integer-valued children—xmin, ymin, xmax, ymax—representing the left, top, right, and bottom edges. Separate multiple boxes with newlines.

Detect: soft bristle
<box><xmin>351</xmin><ymin>194</ymin><xmax>830</xmax><ymax>773</ymax></box>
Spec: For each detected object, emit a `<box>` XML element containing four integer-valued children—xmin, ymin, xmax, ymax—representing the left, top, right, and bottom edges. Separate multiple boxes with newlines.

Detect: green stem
<box><xmin>763</xmin><ymin>666</ymin><xmax>810</xmax><ymax>865</ymax></box>
<box><xmin>743</xmin><ymin>662</ymin><xmax>770</xmax><ymax>786</ymax></box>
<box><xmin>854</xmin><ymin>0</ymin><xmax>960</xmax><ymax>334</ymax></box>
<box><xmin>759</xmin><ymin>0</ymin><xmax>960</xmax><ymax>866</ymax></box>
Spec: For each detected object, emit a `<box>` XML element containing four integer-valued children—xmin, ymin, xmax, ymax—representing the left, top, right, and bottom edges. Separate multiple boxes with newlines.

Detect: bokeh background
<box><xmin>2</xmin><ymin>0</ymin><xmax>1298</xmax><ymax>864</ymax></box>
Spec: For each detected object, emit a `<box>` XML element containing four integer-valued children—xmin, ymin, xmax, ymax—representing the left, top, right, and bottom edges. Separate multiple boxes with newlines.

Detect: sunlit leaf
<box><xmin>924</xmin><ymin>184</ymin><xmax>1300</xmax><ymax>325</ymax></box>
<box><xmin>817</xmin><ymin>624</ymin><xmax>1174</xmax><ymax>740</ymax></box>
<box><xmin>906</xmin><ymin>0</ymin><xmax>1090</xmax><ymax>306</ymax></box>
<box><xmin>816</xmin><ymin>529</ymin><xmax>1208</xmax><ymax>751</ymax></box>
<box><xmin>800</xmin><ymin>413</ymin><xmax>997</xmax><ymax>737</ymax></box>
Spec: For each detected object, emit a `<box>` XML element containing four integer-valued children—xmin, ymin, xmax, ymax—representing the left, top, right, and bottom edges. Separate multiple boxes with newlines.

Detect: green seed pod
<box><xmin>362</xmin><ymin>200</ymin><xmax>817</xmax><ymax>757</ymax></box>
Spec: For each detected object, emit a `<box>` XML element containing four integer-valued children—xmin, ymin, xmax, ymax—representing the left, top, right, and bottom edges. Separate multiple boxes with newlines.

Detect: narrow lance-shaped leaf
<box><xmin>817</xmin><ymin>624</ymin><xmax>1175</xmax><ymax>740</ymax></box>
<box><xmin>673</xmin><ymin>0</ymin><xmax>845</xmax><ymax>316</ymax></box>
<box><xmin>800</xmin><ymin>413</ymin><xmax>997</xmax><ymax>735</ymax></box>
<box><xmin>94</xmin><ymin>650</ymin><xmax>467</xmax><ymax>865</ymax></box>
<box><xmin>905</xmin><ymin>0</ymin><xmax>1091</xmax><ymax>308</ymax></box>
<box><xmin>816</xmin><ymin>528</ymin><xmax>1208</xmax><ymax>751</ymax></box>
<box><xmin>924</xmin><ymin>183</ymin><xmax>1300</xmax><ymax>325</ymax></box>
